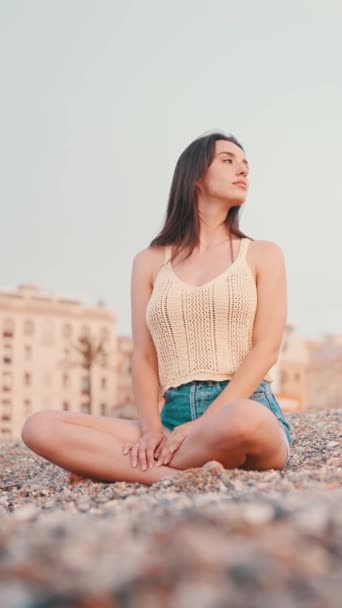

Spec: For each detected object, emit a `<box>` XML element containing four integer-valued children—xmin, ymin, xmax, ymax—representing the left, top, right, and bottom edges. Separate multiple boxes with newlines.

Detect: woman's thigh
<box><xmin>162</xmin><ymin>379</ymin><xmax>292</xmax><ymax>445</ymax></box>
<box><xmin>161</xmin><ymin>378</ymin><xmax>291</xmax><ymax>468</ymax></box>
<box><xmin>23</xmin><ymin>410</ymin><xmax>169</xmax><ymax>446</ymax></box>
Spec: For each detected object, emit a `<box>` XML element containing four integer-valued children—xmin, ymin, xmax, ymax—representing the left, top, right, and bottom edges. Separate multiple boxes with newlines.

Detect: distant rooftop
<box><xmin>0</xmin><ymin>284</ymin><xmax>81</xmax><ymax>306</ymax></box>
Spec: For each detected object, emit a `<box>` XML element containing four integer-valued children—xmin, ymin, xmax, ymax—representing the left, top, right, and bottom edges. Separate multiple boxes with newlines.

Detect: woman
<box><xmin>21</xmin><ymin>130</ymin><xmax>292</xmax><ymax>487</ymax></box>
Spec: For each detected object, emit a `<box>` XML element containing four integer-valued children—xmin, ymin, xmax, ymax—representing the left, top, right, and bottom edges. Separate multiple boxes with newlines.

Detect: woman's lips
<box><xmin>233</xmin><ymin>182</ymin><xmax>247</xmax><ymax>189</ymax></box>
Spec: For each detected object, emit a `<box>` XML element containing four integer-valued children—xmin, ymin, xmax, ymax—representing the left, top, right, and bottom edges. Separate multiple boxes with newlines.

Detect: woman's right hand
<box><xmin>122</xmin><ymin>429</ymin><xmax>167</xmax><ymax>471</ymax></box>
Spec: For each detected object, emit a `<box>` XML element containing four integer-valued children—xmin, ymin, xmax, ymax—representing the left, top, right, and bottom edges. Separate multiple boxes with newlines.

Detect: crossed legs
<box><xmin>21</xmin><ymin>398</ymin><xmax>288</xmax><ymax>487</ymax></box>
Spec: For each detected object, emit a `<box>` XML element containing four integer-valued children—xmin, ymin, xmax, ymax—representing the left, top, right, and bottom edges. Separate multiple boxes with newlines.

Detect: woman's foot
<box><xmin>68</xmin><ymin>472</ymin><xmax>95</xmax><ymax>486</ymax></box>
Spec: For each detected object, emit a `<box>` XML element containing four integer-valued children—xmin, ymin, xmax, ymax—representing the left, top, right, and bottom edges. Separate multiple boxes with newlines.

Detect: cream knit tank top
<box><xmin>145</xmin><ymin>237</ymin><xmax>273</xmax><ymax>396</ymax></box>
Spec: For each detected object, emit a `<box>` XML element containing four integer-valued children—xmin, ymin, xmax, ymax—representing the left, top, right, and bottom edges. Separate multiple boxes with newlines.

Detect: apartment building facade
<box><xmin>1</xmin><ymin>284</ymin><xmax>118</xmax><ymax>439</ymax></box>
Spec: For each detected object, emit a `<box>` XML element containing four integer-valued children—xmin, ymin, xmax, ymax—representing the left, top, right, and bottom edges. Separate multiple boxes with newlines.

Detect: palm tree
<box><xmin>59</xmin><ymin>332</ymin><xmax>116</xmax><ymax>414</ymax></box>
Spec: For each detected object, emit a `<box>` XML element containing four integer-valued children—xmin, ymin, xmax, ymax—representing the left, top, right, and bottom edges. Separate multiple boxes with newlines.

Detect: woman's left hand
<box><xmin>154</xmin><ymin>425</ymin><xmax>190</xmax><ymax>466</ymax></box>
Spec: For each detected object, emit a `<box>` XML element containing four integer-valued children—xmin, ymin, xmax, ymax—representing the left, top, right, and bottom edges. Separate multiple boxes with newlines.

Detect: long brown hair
<box><xmin>148</xmin><ymin>130</ymin><xmax>254</xmax><ymax>265</ymax></box>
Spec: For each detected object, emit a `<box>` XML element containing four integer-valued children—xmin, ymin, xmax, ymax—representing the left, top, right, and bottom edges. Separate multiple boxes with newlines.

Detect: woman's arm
<box><xmin>130</xmin><ymin>248</ymin><xmax>163</xmax><ymax>434</ymax></box>
<box><xmin>199</xmin><ymin>240</ymin><xmax>287</xmax><ymax>419</ymax></box>
<box><xmin>131</xmin><ymin>356</ymin><xmax>164</xmax><ymax>433</ymax></box>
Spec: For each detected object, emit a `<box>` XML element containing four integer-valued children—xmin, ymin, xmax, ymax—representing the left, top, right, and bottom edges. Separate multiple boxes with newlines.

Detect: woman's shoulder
<box><xmin>133</xmin><ymin>245</ymin><xmax>167</xmax><ymax>288</ymax></box>
<box><xmin>250</xmin><ymin>240</ymin><xmax>286</xmax><ymax>279</ymax></box>
<box><xmin>133</xmin><ymin>245</ymin><xmax>166</xmax><ymax>264</ymax></box>
<box><xmin>249</xmin><ymin>239</ymin><xmax>284</xmax><ymax>257</ymax></box>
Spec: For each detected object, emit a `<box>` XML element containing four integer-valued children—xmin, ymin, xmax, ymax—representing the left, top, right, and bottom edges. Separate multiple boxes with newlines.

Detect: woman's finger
<box><xmin>145</xmin><ymin>437</ymin><xmax>161</xmax><ymax>469</ymax></box>
<box><xmin>138</xmin><ymin>444</ymin><xmax>148</xmax><ymax>471</ymax></box>
<box><xmin>130</xmin><ymin>445</ymin><xmax>139</xmax><ymax>467</ymax></box>
<box><xmin>162</xmin><ymin>444</ymin><xmax>177</xmax><ymax>465</ymax></box>
<box><xmin>154</xmin><ymin>438</ymin><xmax>166</xmax><ymax>461</ymax></box>
<box><xmin>122</xmin><ymin>443</ymin><xmax>132</xmax><ymax>455</ymax></box>
<box><xmin>146</xmin><ymin>446</ymin><xmax>157</xmax><ymax>469</ymax></box>
<box><xmin>160</xmin><ymin>435</ymin><xmax>185</xmax><ymax>465</ymax></box>
<box><xmin>156</xmin><ymin>443</ymin><xmax>174</xmax><ymax>466</ymax></box>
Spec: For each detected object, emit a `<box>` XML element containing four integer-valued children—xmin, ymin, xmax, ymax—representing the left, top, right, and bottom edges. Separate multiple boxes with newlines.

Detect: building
<box><xmin>277</xmin><ymin>325</ymin><xmax>342</xmax><ymax>411</ymax></box>
<box><xmin>277</xmin><ymin>323</ymin><xmax>308</xmax><ymax>411</ymax></box>
<box><xmin>0</xmin><ymin>284</ymin><xmax>118</xmax><ymax>439</ymax></box>
<box><xmin>306</xmin><ymin>334</ymin><xmax>342</xmax><ymax>410</ymax></box>
<box><xmin>116</xmin><ymin>336</ymin><xmax>133</xmax><ymax>406</ymax></box>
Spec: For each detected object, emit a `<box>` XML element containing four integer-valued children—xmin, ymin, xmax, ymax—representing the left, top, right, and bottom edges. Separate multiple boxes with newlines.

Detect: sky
<box><xmin>1</xmin><ymin>0</ymin><xmax>341</xmax><ymax>341</ymax></box>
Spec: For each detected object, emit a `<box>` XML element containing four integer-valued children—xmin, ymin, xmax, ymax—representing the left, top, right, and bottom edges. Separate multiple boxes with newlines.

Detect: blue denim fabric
<box><xmin>161</xmin><ymin>378</ymin><xmax>292</xmax><ymax>447</ymax></box>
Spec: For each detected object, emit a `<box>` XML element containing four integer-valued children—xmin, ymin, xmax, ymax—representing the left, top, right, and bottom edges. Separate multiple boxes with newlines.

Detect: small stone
<box><xmin>294</xmin><ymin>507</ymin><xmax>329</xmax><ymax>535</ymax></box>
<box><xmin>202</xmin><ymin>461</ymin><xmax>225</xmax><ymax>475</ymax></box>
<box><xmin>44</xmin><ymin>500</ymin><xmax>55</xmax><ymax>508</ymax></box>
<box><xmin>326</xmin><ymin>441</ymin><xmax>339</xmax><ymax>448</ymax></box>
<box><xmin>242</xmin><ymin>503</ymin><xmax>275</xmax><ymax>525</ymax></box>
<box><xmin>102</xmin><ymin>500</ymin><xmax>119</xmax><ymax>512</ymax></box>
<box><xmin>13</xmin><ymin>503</ymin><xmax>39</xmax><ymax>521</ymax></box>
<box><xmin>161</xmin><ymin>479</ymin><xmax>172</xmax><ymax>487</ymax></box>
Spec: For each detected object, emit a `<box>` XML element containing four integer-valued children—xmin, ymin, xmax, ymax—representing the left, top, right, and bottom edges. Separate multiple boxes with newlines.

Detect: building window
<box><xmin>80</xmin><ymin>325</ymin><xmax>90</xmax><ymax>338</ymax></box>
<box><xmin>3</xmin><ymin>318</ymin><xmax>14</xmax><ymax>339</ymax></box>
<box><xmin>294</xmin><ymin>372</ymin><xmax>301</xmax><ymax>382</ymax></box>
<box><xmin>100</xmin><ymin>403</ymin><xmax>107</xmax><ymax>416</ymax></box>
<box><xmin>2</xmin><ymin>398</ymin><xmax>11</xmax><ymax>422</ymax></box>
<box><xmin>24</xmin><ymin>345</ymin><xmax>32</xmax><ymax>360</ymax></box>
<box><xmin>24</xmin><ymin>399</ymin><xmax>31</xmax><ymax>416</ymax></box>
<box><xmin>24</xmin><ymin>372</ymin><xmax>31</xmax><ymax>386</ymax></box>
<box><xmin>3</xmin><ymin>371</ymin><xmax>12</xmax><ymax>391</ymax></box>
<box><xmin>62</xmin><ymin>373</ymin><xmax>70</xmax><ymax>388</ymax></box>
<box><xmin>63</xmin><ymin>401</ymin><xmax>70</xmax><ymax>411</ymax></box>
<box><xmin>100</xmin><ymin>377</ymin><xmax>107</xmax><ymax>390</ymax></box>
<box><xmin>80</xmin><ymin>403</ymin><xmax>90</xmax><ymax>414</ymax></box>
<box><xmin>3</xmin><ymin>343</ymin><xmax>12</xmax><ymax>365</ymax></box>
<box><xmin>3</xmin><ymin>342</ymin><xmax>13</xmax><ymax>357</ymax></box>
<box><xmin>81</xmin><ymin>376</ymin><xmax>90</xmax><ymax>394</ymax></box>
<box><xmin>23</xmin><ymin>319</ymin><xmax>34</xmax><ymax>336</ymax></box>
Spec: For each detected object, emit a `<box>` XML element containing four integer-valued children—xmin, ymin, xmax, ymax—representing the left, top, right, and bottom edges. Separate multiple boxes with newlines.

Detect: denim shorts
<box><xmin>161</xmin><ymin>379</ymin><xmax>292</xmax><ymax>464</ymax></box>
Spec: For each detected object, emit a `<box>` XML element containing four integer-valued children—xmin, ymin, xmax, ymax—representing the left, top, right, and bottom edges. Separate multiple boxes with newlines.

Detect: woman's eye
<box><xmin>223</xmin><ymin>159</ymin><xmax>233</xmax><ymax>163</ymax></box>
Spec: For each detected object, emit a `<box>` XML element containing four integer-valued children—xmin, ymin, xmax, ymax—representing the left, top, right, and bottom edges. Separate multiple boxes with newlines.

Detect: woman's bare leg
<box><xmin>21</xmin><ymin>396</ymin><xmax>288</xmax><ymax>488</ymax></box>
<box><xmin>167</xmin><ymin>400</ymin><xmax>289</xmax><ymax>471</ymax></box>
<box><xmin>21</xmin><ymin>412</ymin><xmax>181</xmax><ymax>487</ymax></box>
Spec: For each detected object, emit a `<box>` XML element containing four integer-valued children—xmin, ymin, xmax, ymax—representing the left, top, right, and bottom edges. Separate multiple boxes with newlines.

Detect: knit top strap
<box><xmin>164</xmin><ymin>244</ymin><xmax>172</xmax><ymax>263</ymax></box>
<box><xmin>236</xmin><ymin>237</ymin><xmax>251</xmax><ymax>261</ymax></box>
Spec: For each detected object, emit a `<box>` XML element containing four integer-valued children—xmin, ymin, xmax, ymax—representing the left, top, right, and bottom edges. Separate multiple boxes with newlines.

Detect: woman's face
<box><xmin>198</xmin><ymin>139</ymin><xmax>250</xmax><ymax>203</ymax></box>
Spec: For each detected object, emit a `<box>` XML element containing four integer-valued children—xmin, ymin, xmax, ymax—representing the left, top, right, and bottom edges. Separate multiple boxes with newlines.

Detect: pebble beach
<box><xmin>0</xmin><ymin>408</ymin><xmax>341</xmax><ymax>608</ymax></box>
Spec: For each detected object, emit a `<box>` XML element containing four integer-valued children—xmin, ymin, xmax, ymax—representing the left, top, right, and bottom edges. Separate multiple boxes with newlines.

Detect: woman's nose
<box><xmin>237</xmin><ymin>165</ymin><xmax>248</xmax><ymax>177</ymax></box>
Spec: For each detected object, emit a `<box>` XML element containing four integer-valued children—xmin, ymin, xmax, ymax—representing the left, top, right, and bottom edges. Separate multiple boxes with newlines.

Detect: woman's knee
<box><xmin>210</xmin><ymin>400</ymin><xmax>260</xmax><ymax>447</ymax></box>
<box><xmin>21</xmin><ymin>410</ymin><xmax>60</xmax><ymax>448</ymax></box>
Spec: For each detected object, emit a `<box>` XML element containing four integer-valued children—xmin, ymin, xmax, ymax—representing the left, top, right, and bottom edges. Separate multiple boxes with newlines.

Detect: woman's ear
<box><xmin>194</xmin><ymin>178</ymin><xmax>202</xmax><ymax>194</ymax></box>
